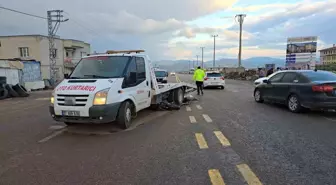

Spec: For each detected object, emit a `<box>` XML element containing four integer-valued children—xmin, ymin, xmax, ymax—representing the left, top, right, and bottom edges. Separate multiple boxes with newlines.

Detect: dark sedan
<box><xmin>254</xmin><ymin>70</ymin><xmax>336</xmax><ymax>112</ymax></box>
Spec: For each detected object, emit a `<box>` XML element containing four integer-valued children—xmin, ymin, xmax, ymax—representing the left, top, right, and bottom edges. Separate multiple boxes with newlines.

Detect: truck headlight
<box><xmin>51</xmin><ymin>90</ymin><xmax>55</xmax><ymax>105</ymax></box>
<box><xmin>93</xmin><ymin>88</ymin><xmax>110</xmax><ymax>105</ymax></box>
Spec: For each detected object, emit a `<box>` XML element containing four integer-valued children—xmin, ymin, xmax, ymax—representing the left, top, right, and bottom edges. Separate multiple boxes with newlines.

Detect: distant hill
<box><xmin>153</xmin><ymin>57</ymin><xmax>285</xmax><ymax>71</ymax></box>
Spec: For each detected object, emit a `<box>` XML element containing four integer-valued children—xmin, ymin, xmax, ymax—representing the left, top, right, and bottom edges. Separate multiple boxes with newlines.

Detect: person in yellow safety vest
<box><xmin>193</xmin><ymin>66</ymin><xmax>206</xmax><ymax>95</ymax></box>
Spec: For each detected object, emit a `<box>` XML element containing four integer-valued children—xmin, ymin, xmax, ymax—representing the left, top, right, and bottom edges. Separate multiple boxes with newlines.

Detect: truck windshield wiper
<box><xmin>69</xmin><ymin>77</ymin><xmax>81</xmax><ymax>79</ymax></box>
<box><xmin>83</xmin><ymin>75</ymin><xmax>114</xmax><ymax>79</ymax></box>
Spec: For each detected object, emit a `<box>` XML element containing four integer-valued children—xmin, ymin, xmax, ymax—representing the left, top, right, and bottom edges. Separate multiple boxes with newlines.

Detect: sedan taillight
<box><xmin>312</xmin><ymin>85</ymin><xmax>334</xmax><ymax>92</ymax></box>
<box><xmin>220</xmin><ymin>76</ymin><xmax>224</xmax><ymax>80</ymax></box>
<box><xmin>204</xmin><ymin>77</ymin><xmax>209</xmax><ymax>80</ymax></box>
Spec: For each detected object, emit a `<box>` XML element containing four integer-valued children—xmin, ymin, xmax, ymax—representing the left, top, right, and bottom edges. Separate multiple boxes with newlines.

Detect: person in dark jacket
<box><xmin>266</xmin><ymin>68</ymin><xmax>274</xmax><ymax>76</ymax></box>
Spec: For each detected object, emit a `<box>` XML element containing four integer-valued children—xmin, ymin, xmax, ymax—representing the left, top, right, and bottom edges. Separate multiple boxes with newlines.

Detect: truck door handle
<box><xmin>146</xmin><ymin>81</ymin><xmax>149</xmax><ymax>86</ymax></box>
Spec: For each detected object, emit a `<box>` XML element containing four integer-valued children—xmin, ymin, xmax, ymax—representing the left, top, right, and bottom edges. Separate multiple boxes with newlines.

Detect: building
<box><xmin>320</xmin><ymin>44</ymin><xmax>336</xmax><ymax>64</ymax></box>
<box><xmin>0</xmin><ymin>35</ymin><xmax>90</xmax><ymax>80</ymax></box>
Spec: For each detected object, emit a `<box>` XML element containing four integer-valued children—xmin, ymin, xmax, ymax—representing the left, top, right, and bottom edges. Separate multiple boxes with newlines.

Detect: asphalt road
<box><xmin>1</xmin><ymin>76</ymin><xmax>336</xmax><ymax>185</ymax></box>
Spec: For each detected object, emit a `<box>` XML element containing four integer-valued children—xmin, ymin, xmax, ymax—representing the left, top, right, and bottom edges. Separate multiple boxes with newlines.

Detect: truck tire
<box><xmin>0</xmin><ymin>77</ymin><xmax>6</xmax><ymax>85</ymax></box>
<box><xmin>117</xmin><ymin>101</ymin><xmax>133</xmax><ymax>129</ymax></box>
<box><xmin>0</xmin><ymin>88</ymin><xmax>8</xmax><ymax>100</ymax></box>
<box><xmin>173</xmin><ymin>88</ymin><xmax>184</xmax><ymax>106</ymax></box>
<box><xmin>12</xmin><ymin>84</ymin><xmax>29</xmax><ymax>97</ymax></box>
<box><xmin>5</xmin><ymin>84</ymin><xmax>19</xmax><ymax>97</ymax></box>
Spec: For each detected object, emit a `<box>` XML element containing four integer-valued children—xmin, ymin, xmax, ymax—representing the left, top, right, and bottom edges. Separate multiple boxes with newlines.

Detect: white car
<box><xmin>254</xmin><ymin>71</ymin><xmax>281</xmax><ymax>86</ymax></box>
<box><xmin>203</xmin><ymin>71</ymin><xmax>225</xmax><ymax>89</ymax></box>
<box><xmin>170</xmin><ymin>72</ymin><xmax>176</xmax><ymax>76</ymax></box>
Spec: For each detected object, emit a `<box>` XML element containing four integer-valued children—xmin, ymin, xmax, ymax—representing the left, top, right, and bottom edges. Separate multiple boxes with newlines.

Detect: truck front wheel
<box><xmin>117</xmin><ymin>101</ymin><xmax>133</xmax><ymax>129</ymax></box>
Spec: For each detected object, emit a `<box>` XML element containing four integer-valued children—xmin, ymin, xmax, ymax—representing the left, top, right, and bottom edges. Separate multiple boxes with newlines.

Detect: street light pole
<box><xmin>200</xmin><ymin>47</ymin><xmax>205</xmax><ymax>68</ymax></box>
<box><xmin>211</xmin><ymin>35</ymin><xmax>218</xmax><ymax>68</ymax></box>
<box><xmin>196</xmin><ymin>55</ymin><xmax>199</xmax><ymax>66</ymax></box>
<box><xmin>235</xmin><ymin>14</ymin><xmax>246</xmax><ymax>67</ymax></box>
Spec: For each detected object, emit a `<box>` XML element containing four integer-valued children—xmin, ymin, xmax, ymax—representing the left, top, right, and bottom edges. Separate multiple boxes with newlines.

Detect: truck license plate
<box><xmin>62</xmin><ymin>110</ymin><xmax>80</xmax><ymax>116</ymax></box>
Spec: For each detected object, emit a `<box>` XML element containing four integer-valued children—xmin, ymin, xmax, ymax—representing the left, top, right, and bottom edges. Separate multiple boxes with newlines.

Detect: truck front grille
<box><xmin>56</xmin><ymin>94</ymin><xmax>89</xmax><ymax>107</ymax></box>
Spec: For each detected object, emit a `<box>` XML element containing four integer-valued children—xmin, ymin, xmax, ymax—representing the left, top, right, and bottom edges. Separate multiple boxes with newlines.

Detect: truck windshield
<box><xmin>70</xmin><ymin>56</ymin><xmax>130</xmax><ymax>79</ymax></box>
<box><xmin>155</xmin><ymin>71</ymin><xmax>167</xmax><ymax>77</ymax></box>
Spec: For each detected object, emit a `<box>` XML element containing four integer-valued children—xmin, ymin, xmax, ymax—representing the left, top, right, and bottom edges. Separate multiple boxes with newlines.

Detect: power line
<box><xmin>63</xmin><ymin>12</ymin><xmax>102</xmax><ymax>37</ymax></box>
<box><xmin>0</xmin><ymin>6</ymin><xmax>47</xmax><ymax>20</ymax></box>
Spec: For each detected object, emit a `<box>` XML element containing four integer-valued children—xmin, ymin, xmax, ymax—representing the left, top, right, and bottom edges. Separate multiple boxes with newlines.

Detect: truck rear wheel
<box><xmin>117</xmin><ymin>101</ymin><xmax>132</xmax><ymax>129</ymax></box>
<box><xmin>173</xmin><ymin>88</ymin><xmax>184</xmax><ymax>106</ymax></box>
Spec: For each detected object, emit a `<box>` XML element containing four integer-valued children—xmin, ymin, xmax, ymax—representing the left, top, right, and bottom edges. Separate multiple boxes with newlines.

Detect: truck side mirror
<box><xmin>64</xmin><ymin>74</ymin><xmax>69</xmax><ymax>79</ymax></box>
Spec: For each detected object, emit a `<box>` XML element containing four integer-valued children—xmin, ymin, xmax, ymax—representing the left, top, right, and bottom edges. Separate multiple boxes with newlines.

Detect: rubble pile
<box><xmin>224</xmin><ymin>69</ymin><xmax>259</xmax><ymax>81</ymax></box>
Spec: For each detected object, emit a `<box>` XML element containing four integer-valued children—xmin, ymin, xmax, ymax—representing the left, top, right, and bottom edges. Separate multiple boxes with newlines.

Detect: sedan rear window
<box><xmin>301</xmin><ymin>71</ymin><xmax>336</xmax><ymax>81</ymax></box>
<box><xmin>206</xmin><ymin>73</ymin><xmax>222</xmax><ymax>77</ymax></box>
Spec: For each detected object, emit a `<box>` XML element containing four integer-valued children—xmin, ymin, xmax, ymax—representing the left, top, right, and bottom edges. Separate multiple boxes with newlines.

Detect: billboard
<box><xmin>286</xmin><ymin>36</ymin><xmax>317</xmax><ymax>69</ymax></box>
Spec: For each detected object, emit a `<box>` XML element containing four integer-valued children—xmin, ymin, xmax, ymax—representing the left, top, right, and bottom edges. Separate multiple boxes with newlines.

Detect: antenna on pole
<box><xmin>235</xmin><ymin>14</ymin><xmax>246</xmax><ymax>67</ymax></box>
<box><xmin>200</xmin><ymin>47</ymin><xmax>205</xmax><ymax>68</ymax></box>
<box><xmin>47</xmin><ymin>10</ymin><xmax>68</xmax><ymax>84</ymax></box>
<box><xmin>211</xmin><ymin>35</ymin><xmax>218</xmax><ymax>68</ymax></box>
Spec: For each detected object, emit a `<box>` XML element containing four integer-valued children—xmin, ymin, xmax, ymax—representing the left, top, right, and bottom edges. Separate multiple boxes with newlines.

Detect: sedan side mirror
<box><xmin>263</xmin><ymin>79</ymin><xmax>269</xmax><ymax>83</ymax></box>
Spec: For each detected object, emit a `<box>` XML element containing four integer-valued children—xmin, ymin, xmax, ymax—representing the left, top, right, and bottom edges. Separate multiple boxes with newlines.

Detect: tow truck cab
<box><xmin>49</xmin><ymin>50</ymin><xmax>155</xmax><ymax>129</ymax></box>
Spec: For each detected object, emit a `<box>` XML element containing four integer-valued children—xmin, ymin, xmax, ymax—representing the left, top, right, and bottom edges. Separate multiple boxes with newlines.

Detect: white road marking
<box><xmin>196</xmin><ymin>105</ymin><xmax>203</xmax><ymax>110</ymax></box>
<box><xmin>189</xmin><ymin>116</ymin><xmax>197</xmax><ymax>123</ymax></box>
<box><xmin>323</xmin><ymin>116</ymin><xmax>336</xmax><ymax>122</ymax></box>
<box><xmin>38</xmin><ymin>130</ymin><xmax>65</xmax><ymax>143</ymax></box>
<box><xmin>186</xmin><ymin>106</ymin><xmax>192</xmax><ymax>111</ymax></box>
<box><xmin>202</xmin><ymin>114</ymin><xmax>213</xmax><ymax>123</ymax></box>
<box><xmin>49</xmin><ymin>125</ymin><xmax>66</xmax><ymax>130</ymax></box>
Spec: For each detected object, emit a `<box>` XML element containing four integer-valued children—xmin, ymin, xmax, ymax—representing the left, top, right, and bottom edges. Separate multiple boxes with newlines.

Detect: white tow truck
<box><xmin>49</xmin><ymin>50</ymin><xmax>196</xmax><ymax>129</ymax></box>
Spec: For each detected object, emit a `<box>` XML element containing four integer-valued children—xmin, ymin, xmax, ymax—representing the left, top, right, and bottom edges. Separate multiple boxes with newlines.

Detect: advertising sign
<box><xmin>286</xmin><ymin>36</ymin><xmax>317</xmax><ymax>69</ymax></box>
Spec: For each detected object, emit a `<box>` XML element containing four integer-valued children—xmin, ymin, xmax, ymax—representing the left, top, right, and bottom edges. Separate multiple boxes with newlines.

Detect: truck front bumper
<box><xmin>49</xmin><ymin>103</ymin><xmax>121</xmax><ymax>124</ymax></box>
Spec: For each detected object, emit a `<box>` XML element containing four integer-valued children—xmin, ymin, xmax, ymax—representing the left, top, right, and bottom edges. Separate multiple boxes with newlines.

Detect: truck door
<box><xmin>135</xmin><ymin>57</ymin><xmax>151</xmax><ymax>109</ymax></box>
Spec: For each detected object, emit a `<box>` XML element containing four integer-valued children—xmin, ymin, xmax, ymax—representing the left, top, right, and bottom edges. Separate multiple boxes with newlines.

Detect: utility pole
<box><xmin>196</xmin><ymin>55</ymin><xmax>199</xmax><ymax>66</ymax></box>
<box><xmin>211</xmin><ymin>35</ymin><xmax>218</xmax><ymax>68</ymax></box>
<box><xmin>200</xmin><ymin>47</ymin><xmax>205</xmax><ymax>68</ymax></box>
<box><xmin>235</xmin><ymin>14</ymin><xmax>246</xmax><ymax>67</ymax></box>
<box><xmin>47</xmin><ymin>10</ymin><xmax>68</xmax><ymax>83</ymax></box>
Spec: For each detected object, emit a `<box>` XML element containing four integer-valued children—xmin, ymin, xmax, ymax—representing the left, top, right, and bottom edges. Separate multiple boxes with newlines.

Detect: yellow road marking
<box><xmin>208</xmin><ymin>169</ymin><xmax>226</xmax><ymax>185</ymax></box>
<box><xmin>202</xmin><ymin>114</ymin><xmax>213</xmax><ymax>123</ymax></box>
<box><xmin>186</xmin><ymin>106</ymin><xmax>192</xmax><ymax>111</ymax></box>
<box><xmin>196</xmin><ymin>105</ymin><xmax>202</xmax><ymax>110</ymax></box>
<box><xmin>214</xmin><ymin>131</ymin><xmax>231</xmax><ymax>147</ymax></box>
<box><xmin>189</xmin><ymin>116</ymin><xmax>197</xmax><ymax>123</ymax></box>
<box><xmin>175</xmin><ymin>75</ymin><xmax>181</xmax><ymax>82</ymax></box>
<box><xmin>195</xmin><ymin>133</ymin><xmax>208</xmax><ymax>149</ymax></box>
<box><xmin>237</xmin><ymin>164</ymin><xmax>263</xmax><ymax>185</ymax></box>
<box><xmin>35</xmin><ymin>97</ymin><xmax>50</xmax><ymax>100</ymax></box>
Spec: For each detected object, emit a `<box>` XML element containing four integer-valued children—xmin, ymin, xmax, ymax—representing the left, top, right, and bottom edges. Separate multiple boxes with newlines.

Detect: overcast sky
<box><xmin>1</xmin><ymin>0</ymin><xmax>335</xmax><ymax>61</ymax></box>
